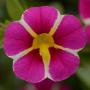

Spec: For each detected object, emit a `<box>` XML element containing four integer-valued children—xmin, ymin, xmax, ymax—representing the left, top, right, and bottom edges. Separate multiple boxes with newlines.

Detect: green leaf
<box><xmin>0</xmin><ymin>28</ymin><xmax>4</xmax><ymax>48</ymax></box>
<box><xmin>6</xmin><ymin>0</ymin><xmax>24</xmax><ymax>20</ymax></box>
<box><xmin>77</xmin><ymin>64</ymin><xmax>90</xmax><ymax>88</ymax></box>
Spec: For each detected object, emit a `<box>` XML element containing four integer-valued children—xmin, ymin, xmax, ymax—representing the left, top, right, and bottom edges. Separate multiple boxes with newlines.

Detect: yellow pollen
<box><xmin>32</xmin><ymin>33</ymin><xmax>55</xmax><ymax>64</ymax></box>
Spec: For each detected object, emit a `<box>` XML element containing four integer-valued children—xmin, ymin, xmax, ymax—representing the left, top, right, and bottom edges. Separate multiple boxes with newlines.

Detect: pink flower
<box><xmin>20</xmin><ymin>79</ymin><xmax>72</xmax><ymax>90</ymax></box>
<box><xmin>35</xmin><ymin>79</ymin><xmax>54</xmax><ymax>90</ymax></box>
<box><xmin>79</xmin><ymin>0</ymin><xmax>90</xmax><ymax>44</ymax></box>
<box><xmin>3</xmin><ymin>6</ymin><xmax>86</xmax><ymax>83</ymax></box>
<box><xmin>35</xmin><ymin>80</ymin><xmax>72</xmax><ymax>90</ymax></box>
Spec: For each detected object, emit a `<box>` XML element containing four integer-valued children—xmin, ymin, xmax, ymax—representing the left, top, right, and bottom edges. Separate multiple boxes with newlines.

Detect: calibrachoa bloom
<box><xmin>3</xmin><ymin>6</ymin><xmax>86</xmax><ymax>83</ymax></box>
<box><xmin>79</xmin><ymin>0</ymin><xmax>90</xmax><ymax>44</ymax></box>
<box><xmin>20</xmin><ymin>80</ymin><xmax>72</xmax><ymax>90</ymax></box>
<box><xmin>35</xmin><ymin>79</ymin><xmax>72</xmax><ymax>90</ymax></box>
<box><xmin>35</xmin><ymin>79</ymin><xmax>54</xmax><ymax>90</ymax></box>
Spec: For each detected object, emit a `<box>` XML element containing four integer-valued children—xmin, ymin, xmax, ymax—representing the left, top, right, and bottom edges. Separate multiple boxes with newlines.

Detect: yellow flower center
<box><xmin>32</xmin><ymin>33</ymin><xmax>55</xmax><ymax>64</ymax></box>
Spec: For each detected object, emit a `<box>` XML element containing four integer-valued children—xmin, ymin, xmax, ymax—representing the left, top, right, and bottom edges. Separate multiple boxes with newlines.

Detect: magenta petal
<box><xmin>23</xmin><ymin>6</ymin><xmax>58</xmax><ymax>34</ymax></box>
<box><xmin>49</xmin><ymin>48</ymin><xmax>80</xmax><ymax>81</ymax></box>
<box><xmin>53</xmin><ymin>15</ymin><xmax>86</xmax><ymax>49</ymax></box>
<box><xmin>85</xmin><ymin>25</ymin><xmax>90</xmax><ymax>44</ymax></box>
<box><xmin>3</xmin><ymin>22</ymin><xmax>33</xmax><ymax>56</ymax></box>
<box><xmin>79</xmin><ymin>0</ymin><xmax>90</xmax><ymax>19</ymax></box>
<box><xmin>35</xmin><ymin>79</ymin><xmax>54</xmax><ymax>90</ymax></box>
<box><xmin>13</xmin><ymin>50</ymin><xmax>45</xmax><ymax>83</ymax></box>
<box><xmin>58</xmin><ymin>28</ymin><xmax>86</xmax><ymax>49</ymax></box>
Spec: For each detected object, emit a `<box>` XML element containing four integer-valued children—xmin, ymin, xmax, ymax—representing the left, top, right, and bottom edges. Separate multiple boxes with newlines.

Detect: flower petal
<box><xmin>23</xmin><ymin>6</ymin><xmax>58</xmax><ymax>34</ymax></box>
<box><xmin>34</xmin><ymin>79</ymin><xmax>54</xmax><ymax>90</ymax></box>
<box><xmin>53</xmin><ymin>15</ymin><xmax>86</xmax><ymax>50</ymax></box>
<box><xmin>3</xmin><ymin>22</ymin><xmax>33</xmax><ymax>56</ymax></box>
<box><xmin>13</xmin><ymin>49</ymin><xmax>45</xmax><ymax>83</ymax></box>
<box><xmin>85</xmin><ymin>25</ymin><xmax>90</xmax><ymax>44</ymax></box>
<box><xmin>79</xmin><ymin>0</ymin><xmax>90</xmax><ymax>19</ymax></box>
<box><xmin>49</xmin><ymin>48</ymin><xmax>80</xmax><ymax>81</ymax></box>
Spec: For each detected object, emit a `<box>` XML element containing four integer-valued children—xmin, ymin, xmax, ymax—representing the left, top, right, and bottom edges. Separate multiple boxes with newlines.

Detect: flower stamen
<box><xmin>40</xmin><ymin>44</ymin><xmax>50</xmax><ymax>65</ymax></box>
<box><xmin>32</xmin><ymin>33</ymin><xmax>55</xmax><ymax>64</ymax></box>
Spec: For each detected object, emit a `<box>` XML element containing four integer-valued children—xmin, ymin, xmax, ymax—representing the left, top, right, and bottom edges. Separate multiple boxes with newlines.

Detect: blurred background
<box><xmin>0</xmin><ymin>0</ymin><xmax>90</xmax><ymax>90</ymax></box>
